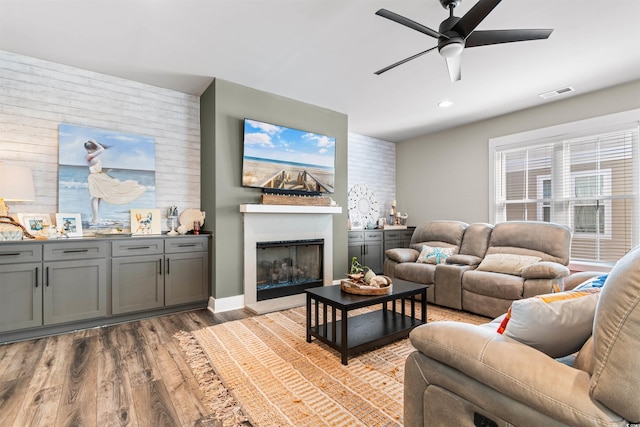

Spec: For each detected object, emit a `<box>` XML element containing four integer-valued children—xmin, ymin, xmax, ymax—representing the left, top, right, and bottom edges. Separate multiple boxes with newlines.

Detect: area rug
<box><xmin>177</xmin><ymin>304</ymin><xmax>489</xmax><ymax>427</ymax></box>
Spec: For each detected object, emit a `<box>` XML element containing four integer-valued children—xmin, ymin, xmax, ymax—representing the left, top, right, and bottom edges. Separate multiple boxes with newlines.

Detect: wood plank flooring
<box><xmin>0</xmin><ymin>308</ymin><xmax>253</xmax><ymax>427</ymax></box>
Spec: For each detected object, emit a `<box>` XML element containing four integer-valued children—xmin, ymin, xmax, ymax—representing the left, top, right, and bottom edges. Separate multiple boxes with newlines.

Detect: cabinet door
<box><xmin>43</xmin><ymin>258</ymin><xmax>107</xmax><ymax>325</ymax></box>
<box><xmin>0</xmin><ymin>263</ymin><xmax>42</xmax><ymax>332</ymax></box>
<box><xmin>363</xmin><ymin>240</ymin><xmax>384</xmax><ymax>274</ymax></box>
<box><xmin>164</xmin><ymin>252</ymin><xmax>208</xmax><ymax>306</ymax></box>
<box><xmin>112</xmin><ymin>255</ymin><xmax>164</xmax><ymax>314</ymax></box>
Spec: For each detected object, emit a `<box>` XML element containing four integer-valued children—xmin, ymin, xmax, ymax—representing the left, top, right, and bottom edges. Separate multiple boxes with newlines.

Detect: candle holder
<box><xmin>167</xmin><ymin>205</ymin><xmax>179</xmax><ymax>236</ymax></box>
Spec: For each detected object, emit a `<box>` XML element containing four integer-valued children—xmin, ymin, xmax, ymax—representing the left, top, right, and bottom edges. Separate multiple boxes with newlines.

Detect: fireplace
<box><xmin>256</xmin><ymin>239</ymin><xmax>323</xmax><ymax>301</ymax></box>
<box><xmin>241</xmin><ymin>204</ymin><xmax>342</xmax><ymax>314</ymax></box>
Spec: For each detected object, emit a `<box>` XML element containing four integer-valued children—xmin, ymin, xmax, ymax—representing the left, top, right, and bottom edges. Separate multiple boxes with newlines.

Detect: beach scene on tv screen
<box><xmin>242</xmin><ymin>119</ymin><xmax>336</xmax><ymax>193</ymax></box>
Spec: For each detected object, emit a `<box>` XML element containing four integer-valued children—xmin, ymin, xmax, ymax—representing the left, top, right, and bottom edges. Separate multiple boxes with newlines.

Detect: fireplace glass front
<box><xmin>256</xmin><ymin>239</ymin><xmax>324</xmax><ymax>301</ymax></box>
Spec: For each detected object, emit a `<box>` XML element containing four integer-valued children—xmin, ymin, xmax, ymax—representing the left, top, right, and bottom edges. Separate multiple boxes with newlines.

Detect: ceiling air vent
<box><xmin>539</xmin><ymin>86</ymin><xmax>576</xmax><ymax>100</ymax></box>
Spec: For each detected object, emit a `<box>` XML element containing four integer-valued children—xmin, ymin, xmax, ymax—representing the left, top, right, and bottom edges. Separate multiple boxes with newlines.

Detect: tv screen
<box><xmin>242</xmin><ymin>118</ymin><xmax>336</xmax><ymax>195</ymax></box>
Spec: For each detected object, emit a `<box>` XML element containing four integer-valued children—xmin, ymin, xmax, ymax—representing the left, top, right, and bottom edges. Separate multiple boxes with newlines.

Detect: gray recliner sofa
<box><xmin>403</xmin><ymin>245</ymin><xmax>640</xmax><ymax>426</ymax></box>
<box><xmin>385</xmin><ymin>220</ymin><xmax>572</xmax><ymax>318</ymax></box>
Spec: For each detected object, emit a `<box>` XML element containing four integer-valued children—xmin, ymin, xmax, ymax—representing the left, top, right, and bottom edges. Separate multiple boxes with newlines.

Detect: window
<box><xmin>490</xmin><ymin>110</ymin><xmax>640</xmax><ymax>266</ymax></box>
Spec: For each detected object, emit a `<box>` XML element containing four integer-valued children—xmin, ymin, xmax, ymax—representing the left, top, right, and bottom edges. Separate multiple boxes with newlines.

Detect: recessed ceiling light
<box><xmin>438</xmin><ymin>100</ymin><xmax>453</xmax><ymax>108</ymax></box>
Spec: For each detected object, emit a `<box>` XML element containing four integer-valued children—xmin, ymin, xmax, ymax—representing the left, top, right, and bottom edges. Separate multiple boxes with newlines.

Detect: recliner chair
<box><xmin>404</xmin><ymin>245</ymin><xmax>640</xmax><ymax>426</ymax></box>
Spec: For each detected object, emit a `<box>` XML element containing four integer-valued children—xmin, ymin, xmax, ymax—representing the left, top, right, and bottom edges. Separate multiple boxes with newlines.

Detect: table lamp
<box><xmin>0</xmin><ymin>164</ymin><xmax>36</xmax><ymax>216</ymax></box>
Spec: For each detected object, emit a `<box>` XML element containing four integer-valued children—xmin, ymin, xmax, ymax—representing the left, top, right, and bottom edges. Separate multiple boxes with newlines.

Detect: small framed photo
<box><xmin>55</xmin><ymin>213</ymin><xmax>83</xmax><ymax>237</ymax></box>
<box><xmin>131</xmin><ymin>208</ymin><xmax>161</xmax><ymax>235</ymax></box>
<box><xmin>18</xmin><ymin>213</ymin><xmax>52</xmax><ymax>235</ymax></box>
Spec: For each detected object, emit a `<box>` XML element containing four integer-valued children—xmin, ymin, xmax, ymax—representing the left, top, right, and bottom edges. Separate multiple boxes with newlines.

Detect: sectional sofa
<box><xmin>384</xmin><ymin>220</ymin><xmax>573</xmax><ymax>318</ymax></box>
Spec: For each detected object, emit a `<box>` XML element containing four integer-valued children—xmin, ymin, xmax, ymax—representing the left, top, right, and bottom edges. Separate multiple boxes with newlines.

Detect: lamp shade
<box><xmin>0</xmin><ymin>164</ymin><xmax>35</xmax><ymax>201</ymax></box>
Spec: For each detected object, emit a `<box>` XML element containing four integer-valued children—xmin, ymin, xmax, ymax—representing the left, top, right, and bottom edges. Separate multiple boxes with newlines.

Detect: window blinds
<box><xmin>493</xmin><ymin>125</ymin><xmax>639</xmax><ymax>264</ymax></box>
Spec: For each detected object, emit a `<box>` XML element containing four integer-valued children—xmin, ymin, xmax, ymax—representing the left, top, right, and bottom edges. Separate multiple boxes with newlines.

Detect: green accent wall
<box><xmin>201</xmin><ymin>79</ymin><xmax>348</xmax><ymax>299</ymax></box>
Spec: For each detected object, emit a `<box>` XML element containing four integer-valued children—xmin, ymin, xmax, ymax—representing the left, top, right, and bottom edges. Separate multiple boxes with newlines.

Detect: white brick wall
<box><xmin>0</xmin><ymin>51</ymin><xmax>200</xmax><ymax>230</ymax></box>
<box><xmin>348</xmin><ymin>132</ymin><xmax>396</xmax><ymax>222</ymax></box>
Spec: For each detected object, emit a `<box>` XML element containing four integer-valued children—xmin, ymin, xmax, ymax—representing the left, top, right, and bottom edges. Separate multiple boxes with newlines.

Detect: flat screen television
<box><xmin>242</xmin><ymin>118</ymin><xmax>336</xmax><ymax>195</ymax></box>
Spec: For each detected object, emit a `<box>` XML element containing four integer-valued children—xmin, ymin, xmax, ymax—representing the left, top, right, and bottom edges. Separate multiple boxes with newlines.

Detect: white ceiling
<box><xmin>1</xmin><ymin>0</ymin><xmax>639</xmax><ymax>142</ymax></box>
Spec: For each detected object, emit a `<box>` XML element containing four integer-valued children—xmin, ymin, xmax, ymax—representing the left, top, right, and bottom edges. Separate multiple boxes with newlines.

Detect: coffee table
<box><xmin>305</xmin><ymin>279</ymin><xmax>427</xmax><ymax>365</ymax></box>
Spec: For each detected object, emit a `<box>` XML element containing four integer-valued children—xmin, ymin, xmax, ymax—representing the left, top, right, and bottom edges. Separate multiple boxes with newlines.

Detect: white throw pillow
<box><xmin>477</xmin><ymin>253</ymin><xmax>541</xmax><ymax>276</ymax></box>
<box><xmin>497</xmin><ymin>289</ymin><xmax>600</xmax><ymax>358</ymax></box>
<box><xmin>416</xmin><ymin>245</ymin><xmax>454</xmax><ymax>265</ymax></box>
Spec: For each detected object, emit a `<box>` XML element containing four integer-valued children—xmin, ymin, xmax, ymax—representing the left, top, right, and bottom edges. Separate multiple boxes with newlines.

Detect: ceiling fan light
<box><xmin>439</xmin><ymin>42</ymin><xmax>463</xmax><ymax>58</ymax></box>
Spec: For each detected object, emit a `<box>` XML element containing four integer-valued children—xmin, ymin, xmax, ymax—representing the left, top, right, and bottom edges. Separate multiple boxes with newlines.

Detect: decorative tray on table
<box><xmin>340</xmin><ymin>273</ymin><xmax>393</xmax><ymax>296</ymax></box>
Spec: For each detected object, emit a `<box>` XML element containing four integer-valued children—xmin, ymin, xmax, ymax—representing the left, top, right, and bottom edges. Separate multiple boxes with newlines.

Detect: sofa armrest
<box><xmin>385</xmin><ymin>247</ymin><xmax>419</xmax><ymax>263</ymax></box>
<box><xmin>564</xmin><ymin>271</ymin><xmax>603</xmax><ymax>291</ymax></box>
<box><xmin>446</xmin><ymin>254</ymin><xmax>482</xmax><ymax>266</ymax></box>
<box><xmin>409</xmin><ymin>322</ymin><xmax>622</xmax><ymax>425</ymax></box>
<box><xmin>521</xmin><ymin>261</ymin><xmax>570</xmax><ymax>280</ymax></box>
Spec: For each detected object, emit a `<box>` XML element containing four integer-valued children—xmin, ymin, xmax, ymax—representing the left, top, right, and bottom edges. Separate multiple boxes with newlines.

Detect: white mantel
<box><xmin>241</xmin><ymin>203</ymin><xmax>342</xmax><ymax>314</ymax></box>
<box><xmin>240</xmin><ymin>204</ymin><xmax>343</xmax><ymax>214</ymax></box>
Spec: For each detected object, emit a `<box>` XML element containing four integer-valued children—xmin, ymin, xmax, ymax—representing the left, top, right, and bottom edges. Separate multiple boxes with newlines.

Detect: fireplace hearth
<box><xmin>256</xmin><ymin>239</ymin><xmax>323</xmax><ymax>301</ymax></box>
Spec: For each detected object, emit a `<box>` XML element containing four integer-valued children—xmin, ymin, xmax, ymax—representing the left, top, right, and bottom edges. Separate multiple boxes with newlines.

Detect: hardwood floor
<box><xmin>0</xmin><ymin>308</ymin><xmax>253</xmax><ymax>427</ymax></box>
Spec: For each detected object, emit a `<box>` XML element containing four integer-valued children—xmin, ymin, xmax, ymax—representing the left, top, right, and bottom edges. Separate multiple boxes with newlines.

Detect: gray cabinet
<box><xmin>0</xmin><ymin>244</ymin><xmax>42</xmax><ymax>333</ymax></box>
<box><xmin>111</xmin><ymin>236</ymin><xmax>208</xmax><ymax>314</ymax></box>
<box><xmin>348</xmin><ymin>230</ymin><xmax>384</xmax><ymax>274</ymax></box>
<box><xmin>43</xmin><ymin>241</ymin><xmax>108</xmax><ymax>325</ymax></box>
<box><xmin>383</xmin><ymin>227</ymin><xmax>415</xmax><ymax>251</ymax></box>
<box><xmin>0</xmin><ymin>234</ymin><xmax>210</xmax><ymax>341</ymax></box>
<box><xmin>164</xmin><ymin>237</ymin><xmax>209</xmax><ymax>305</ymax></box>
<box><xmin>111</xmin><ymin>239</ymin><xmax>164</xmax><ymax>314</ymax></box>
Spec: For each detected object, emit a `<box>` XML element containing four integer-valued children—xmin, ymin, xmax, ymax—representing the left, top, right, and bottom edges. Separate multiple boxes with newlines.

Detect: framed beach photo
<box><xmin>55</xmin><ymin>213</ymin><xmax>83</xmax><ymax>237</ymax></box>
<box><xmin>17</xmin><ymin>213</ymin><xmax>52</xmax><ymax>235</ymax></box>
<box><xmin>130</xmin><ymin>208</ymin><xmax>161</xmax><ymax>235</ymax></box>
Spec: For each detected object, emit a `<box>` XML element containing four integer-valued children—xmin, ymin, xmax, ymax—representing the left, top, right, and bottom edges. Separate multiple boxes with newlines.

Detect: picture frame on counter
<box><xmin>17</xmin><ymin>213</ymin><xmax>51</xmax><ymax>235</ymax></box>
<box><xmin>55</xmin><ymin>213</ymin><xmax>83</xmax><ymax>237</ymax></box>
<box><xmin>131</xmin><ymin>208</ymin><xmax>161</xmax><ymax>235</ymax></box>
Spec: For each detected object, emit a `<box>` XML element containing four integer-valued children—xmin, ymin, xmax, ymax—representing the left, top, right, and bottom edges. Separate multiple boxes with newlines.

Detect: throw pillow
<box><xmin>574</xmin><ymin>274</ymin><xmax>608</xmax><ymax>290</ymax></box>
<box><xmin>496</xmin><ymin>288</ymin><xmax>600</xmax><ymax>358</ymax></box>
<box><xmin>416</xmin><ymin>245</ymin><xmax>454</xmax><ymax>264</ymax></box>
<box><xmin>477</xmin><ymin>253</ymin><xmax>541</xmax><ymax>276</ymax></box>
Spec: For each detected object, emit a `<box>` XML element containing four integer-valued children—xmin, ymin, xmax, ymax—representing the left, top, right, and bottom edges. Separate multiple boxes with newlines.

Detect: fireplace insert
<box><xmin>256</xmin><ymin>239</ymin><xmax>324</xmax><ymax>301</ymax></box>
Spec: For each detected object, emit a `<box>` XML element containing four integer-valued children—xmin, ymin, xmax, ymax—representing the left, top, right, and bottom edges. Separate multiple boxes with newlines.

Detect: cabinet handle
<box><xmin>167</xmin><ymin>258</ymin><xmax>170</xmax><ymax>275</ymax></box>
<box><xmin>127</xmin><ymin>246</ymin><xmax>150</xmax><ymax>250</ymax></box>
<box><xmin>45</xmin><ymin>266</ymin><xmax>49</xmax><ymax>287</ymax></box>
<box><xmin>63</xmin><ymin>249</ymin><xmax>89</xmax><ymax>253</ymax></box>
<box><xmin>177</xmin><ymin>244</ymin><xmax>196</xmax><ymax>247</ymax></box>
<box><xmin>159</xmin><ymin>259</ymin><xmax>163</xmax><ymax>275</ymax></box>
<box><xmin>35</xmin><ymin>267</ymin><xmax>39</xmax><ymax>288</ymax></box>
<box><xmin>0</xmin><ymin>252</ymin><xmax>20</xmax><ymax>257</ymax></box>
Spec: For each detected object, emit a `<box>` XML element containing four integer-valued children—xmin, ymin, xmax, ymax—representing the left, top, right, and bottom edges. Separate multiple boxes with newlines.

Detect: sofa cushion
<box><xmin>462</xmin><ymin>270</ymin><xmax>524</xmax><ymax>300</ymax></box>
<box><xmin>496</xmin><ymin>289</ymin><xmax>600</xmax><ymax>358</ymax></box>
<box><xmin>417</xmin><ymin>245</ymin><xmax>454</xmax><ymax>264</ymax></box>
<box><xmin>395</xmin><ymin>262</ymin><xmax>436</xmax><ymax>285</ymax></box>
<box><xmin>477</xmin><ymin>253</ymin><xmax>541</xmax><ymax>276</ymax></box>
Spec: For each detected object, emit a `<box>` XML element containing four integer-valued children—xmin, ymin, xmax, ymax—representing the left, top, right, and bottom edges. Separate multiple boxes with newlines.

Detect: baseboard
<box><xmin>208</xmin><ymin>295</ymin><xmax>245</xmax><ymax>313</ymax></box>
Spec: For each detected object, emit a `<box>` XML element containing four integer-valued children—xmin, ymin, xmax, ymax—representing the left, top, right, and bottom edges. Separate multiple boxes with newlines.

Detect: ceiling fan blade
<box><xmin>376</xmin><ymin>9</ymin><xmax>447</xmax><ymax>39</ymax></box>
<box><xmin>445</xmin><ymin>55</ymin><xmax>461</xmax><ymax>82</ymax></box>
<box><xmin>374</xmin><ymin>46</ymin><xmax>439</xmax><ymax>75</ymax></box>
<box><xmin>465</xmin><ymin>29</ymin><xmax>553</xmax><ymax>47</ymax></box>
<box><xmin>452</xmin><ymin>0</ymin><xmax>502</xmax><ymax>38</ymax></box>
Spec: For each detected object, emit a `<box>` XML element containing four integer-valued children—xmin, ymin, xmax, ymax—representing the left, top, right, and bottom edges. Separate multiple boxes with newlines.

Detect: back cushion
<box><xmin>487</xmin><ymin>221</ymin><xmax>572</xmax><ymax>265</ymax></box>
<box><xmin>458</xmin><ymin>223</ymin><xmax>493</xmax><ymax>258</ymax></box>
<box><xmin>410</xmin><ymin>220</ymin><xmax>468</xmax><ymax>251</ymax></box>
<box><xmin>590</xmin><ymin>245</ymin><xmax>640</xmax><ymax>422</ymax></box>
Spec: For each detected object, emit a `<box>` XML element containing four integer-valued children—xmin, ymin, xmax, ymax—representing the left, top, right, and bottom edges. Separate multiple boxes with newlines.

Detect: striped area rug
<box><xmin>182</xmin><ymin>304</ymin><xmax>489</xmax><ymax>427</ymax></box>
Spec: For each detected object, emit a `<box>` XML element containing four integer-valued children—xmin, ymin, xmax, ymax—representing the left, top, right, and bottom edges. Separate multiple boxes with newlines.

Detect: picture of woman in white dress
<box><xmin>85</xmin><ymin>139</ymin><xmax>146</xmax><ymax>224</ymax></box>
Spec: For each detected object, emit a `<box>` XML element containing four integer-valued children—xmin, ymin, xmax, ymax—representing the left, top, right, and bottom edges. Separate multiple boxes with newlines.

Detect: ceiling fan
<box><xmin>374</xmin><ymin>0</ymin><xmax>553</xmax><ymax>82</ymax></box>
